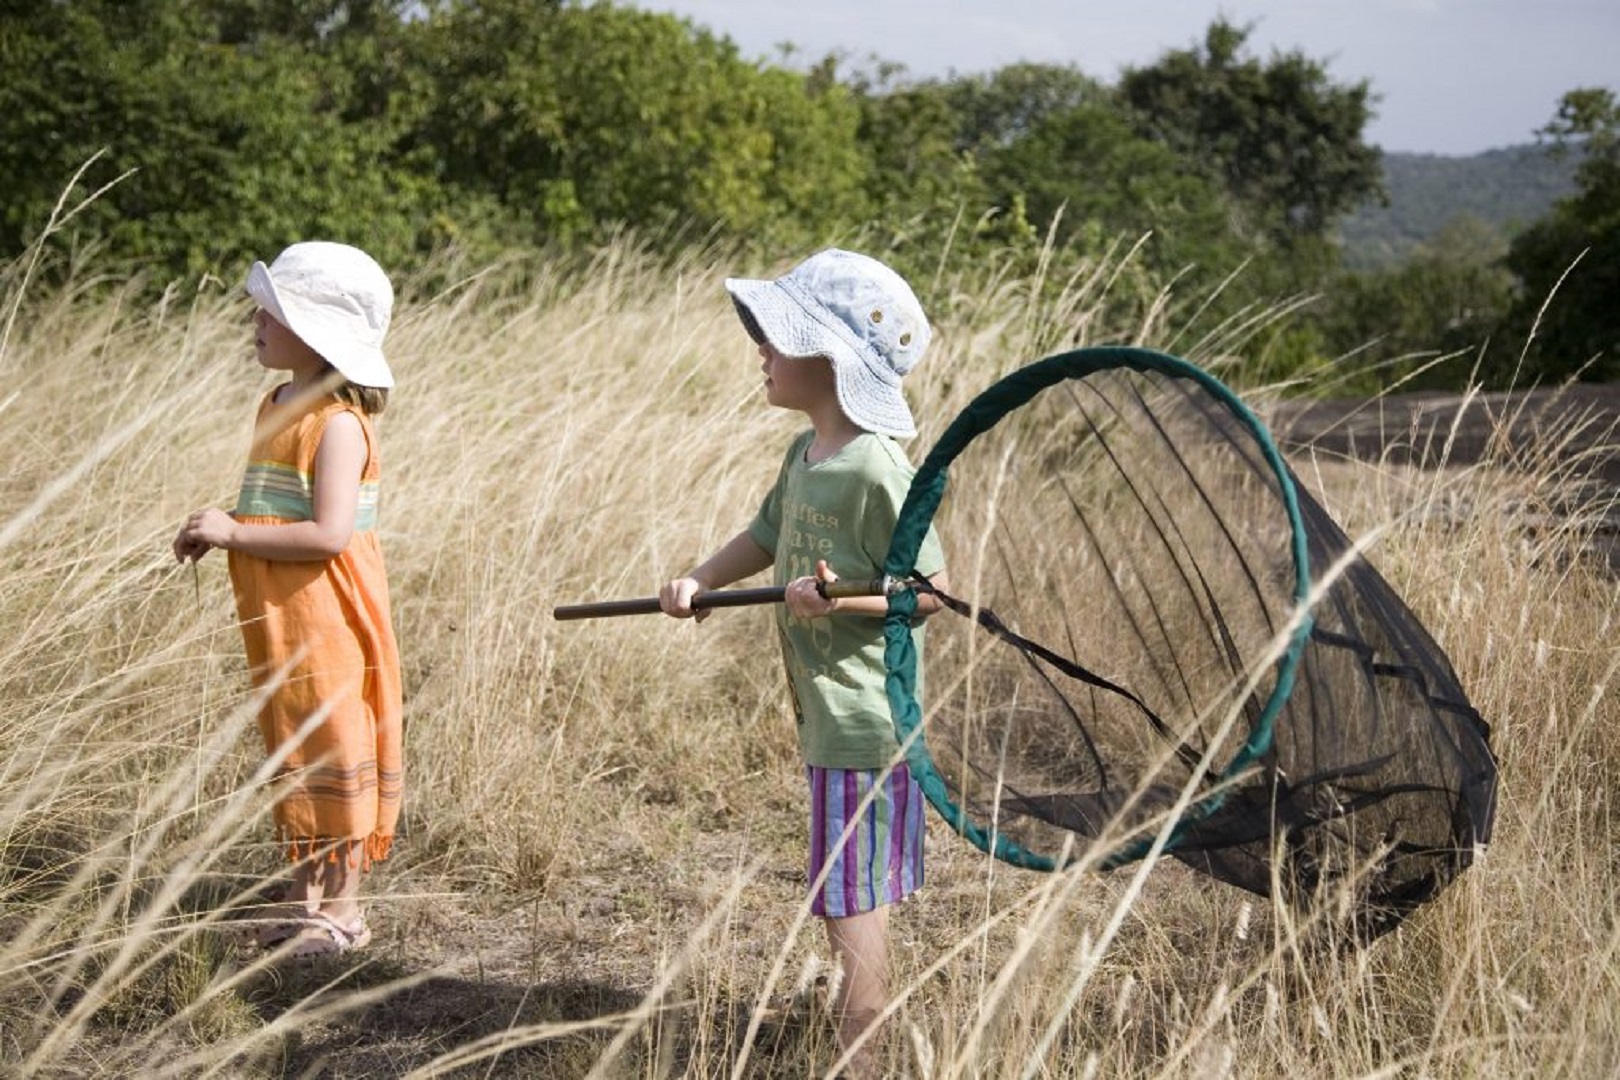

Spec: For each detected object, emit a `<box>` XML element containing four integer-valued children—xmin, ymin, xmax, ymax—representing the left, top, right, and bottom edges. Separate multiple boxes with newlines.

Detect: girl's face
<box><xmin>253</xmin><ymin>308</ymin><xmax>325</xmax><ymax>376</ymax></box>
<box><xmin>759</xmin><ymin>340</ymin><xmax>835</xmax><ymax>413</ymax></box>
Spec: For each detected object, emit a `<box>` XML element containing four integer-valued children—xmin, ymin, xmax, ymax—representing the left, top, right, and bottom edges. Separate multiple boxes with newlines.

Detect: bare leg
<box><xmin>824</xmin><ymin>907</ymin><xmax>889</xmax><ymax>1078</ymax></box>
<box><xmin>267</xmin><ymin>846</ymin><xmax>369</xmax><ymax>955</ymax></box>
<box><xmin>313</xmin><ymin>851</ymin><xmax>363</xmax><ymax>928</ymax></box>
<box><xmin>285</xmin><ymin>859</ymin><xmax>318</xmax><ymax>912</ymax></box>
<box><xmin>245</xmin><ymin>857</ymin><xmax>316</xmax><ymax>947</ymax></box>
<box><xmin>292</xmin><ymin>843</ymin><xmax>364</xmax><ymax>927</ymax></box>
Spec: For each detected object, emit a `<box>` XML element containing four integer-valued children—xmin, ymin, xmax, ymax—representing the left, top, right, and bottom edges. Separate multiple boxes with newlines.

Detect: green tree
<box><xmin>978</xmin><ymin>100</ymin><xmax>1240</xmax><ymax>274</ymax></box>
<box><xmin>938</xmin><ymin>62</ymin><xmax>1106</xmax><ymax>151</ymax></box>
<box><xmin>1116</xmin><ymin>19</ymin><xmax>1383</xmax><ymax>250</ymax></box>
<box><xmin>0</xmin><ymin>0</ymin><xmax>474</xmax><ymax>281</ymax></box>
<box><xmin>852</xmin><ymin>63</ymin><xmax>1240</xmax><ymax>287</ymax></box>
<box><xmin>1503</xmin><ymin>87</ymin><xmax>1620</xmax><ymax>382</ymax></box>
<box><xmin>843</xmin><ymin>63</ymin><xmax>991</xmax><ymax>261</ymax></box>
<box><xmin>406</xmin><ymin>1</ymin><xmax>872</xmax><ymax>247</ymax></box>
<box><xmin>1319</xmin><ymin>215</ymin><xmax>1516</xmax><ymax>391</ymax></box>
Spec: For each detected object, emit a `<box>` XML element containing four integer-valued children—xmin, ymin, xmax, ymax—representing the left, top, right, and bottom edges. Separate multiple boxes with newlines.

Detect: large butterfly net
<box><xmin>884</xmin><ymin>348</ymin><xmax>1497</xmax><ymax>936</ymax></box>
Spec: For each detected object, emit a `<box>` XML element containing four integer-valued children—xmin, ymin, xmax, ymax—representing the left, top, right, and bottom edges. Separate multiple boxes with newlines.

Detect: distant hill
<box><xmin>1337</xmin><ymin>145</ymin><xmax>1579</xmax><ymax>270</ymax></box>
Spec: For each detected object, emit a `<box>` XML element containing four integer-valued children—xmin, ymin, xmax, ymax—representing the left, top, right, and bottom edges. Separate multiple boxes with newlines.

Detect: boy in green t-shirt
<box><xmin>660</xmin><ymin>249</ymin><xmax>947</xmax><ymax>1074</ymax></box>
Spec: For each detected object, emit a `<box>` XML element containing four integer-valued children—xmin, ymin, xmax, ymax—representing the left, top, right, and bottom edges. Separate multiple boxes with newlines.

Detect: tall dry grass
<box><xmin>0</xmin><ymin>234</ymin><xmax>1616</xmax><ymax>1078</ymax></box>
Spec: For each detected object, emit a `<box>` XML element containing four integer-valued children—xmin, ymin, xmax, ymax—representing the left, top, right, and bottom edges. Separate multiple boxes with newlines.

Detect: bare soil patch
<box><xmin>1271</xmin><ymin>383</ymin><xmax>1620</xmax><ymax>486</ymax></box>
<box><xmin>1272</xmin><ymin>383</ymin><xmax>1620</xmax><ymax>568</ymax></box>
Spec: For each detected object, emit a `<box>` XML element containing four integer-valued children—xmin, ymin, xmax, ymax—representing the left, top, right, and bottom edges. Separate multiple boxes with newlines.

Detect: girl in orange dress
<box><xmin>174</xmin><ymin>242</ymin><xmax>403</xmax><ymax>958</ymax></box>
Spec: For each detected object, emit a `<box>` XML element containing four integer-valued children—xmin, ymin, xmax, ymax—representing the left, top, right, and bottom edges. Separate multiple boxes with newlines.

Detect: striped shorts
<box><xmin>806</xmin><ymin>762</ymin><xmax>926</xmax><ymax>918</ymax></box>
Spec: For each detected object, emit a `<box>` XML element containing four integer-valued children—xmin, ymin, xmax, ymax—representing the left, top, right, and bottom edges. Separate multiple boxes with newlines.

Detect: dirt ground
<box><xmin>1271</xmin><ymin>383</ymin><xmax>1620</xmax><ymax>568</ymax></box>
<box><xmin>168</xmin><ymin>825</ymin><xmax>1148</xmax><ymax>1078</ymax></box>
<box><xmin>1270</xmin><ymin>382</ymin><xmax>1620</xmax><ymax>489</ymax></box>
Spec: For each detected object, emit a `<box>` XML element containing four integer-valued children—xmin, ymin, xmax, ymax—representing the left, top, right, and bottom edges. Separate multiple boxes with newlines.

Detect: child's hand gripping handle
<box><xmin>552</xmin><ymin>576</ymin><xmax>902</xmax><ymax>621</ymax></box>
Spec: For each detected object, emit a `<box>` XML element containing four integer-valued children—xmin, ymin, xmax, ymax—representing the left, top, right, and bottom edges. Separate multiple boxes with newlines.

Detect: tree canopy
<box><xmin>1503</xmin><ymin>88</ymin><xmax>1620</xmax><ymax>381</ymax></box>
<box><xmin>3</xmin><ymin>1</ymin><xmax>1609</xmax><ymax>389</ymax></box>
<box><xmin>1117</xmin><ymin>19</ymin><xmax>1383</xmax><ymax>248</ymax></box>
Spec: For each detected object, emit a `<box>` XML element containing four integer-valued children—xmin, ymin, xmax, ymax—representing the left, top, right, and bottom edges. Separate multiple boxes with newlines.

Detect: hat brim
<box><xmin>245</xmin><ymin>261</ymin><xmax>395</xmax><ymax>389</ymax></box>
<box><xmin>726</xmin><ymin>277</ymin><xmax>916</xmax><ymax>438</ymax></box>
<box><xmin>246</xmin><ymin>262</ymin><xmax>291</xmax><ymax>333</ymax></box>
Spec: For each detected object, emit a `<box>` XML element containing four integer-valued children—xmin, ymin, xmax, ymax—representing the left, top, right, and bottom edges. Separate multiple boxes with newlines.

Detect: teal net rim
<box><xmin>882</xmin><ymin>345</ymin><xmax>1315</xmax><ymax>872</ymax></box>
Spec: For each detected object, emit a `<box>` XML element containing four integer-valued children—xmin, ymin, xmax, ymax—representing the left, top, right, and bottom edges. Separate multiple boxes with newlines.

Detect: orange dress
<box><xmin>227</xmin><ymin>389</ymin><xmax>403</xmax><ymax>867</ymax></box>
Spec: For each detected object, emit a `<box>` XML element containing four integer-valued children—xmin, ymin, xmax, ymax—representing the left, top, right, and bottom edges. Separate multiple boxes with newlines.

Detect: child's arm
<box><xmin>178</xmin><ymin>412</ymin><xmax>367</xmax><ymax>562</ymax></box>
<box><xmin>784</xmin><ymin>560</ymin><xmax>950</xmax><ymax>620</ymax></box>
<box><xmin>660</xmin><ymin>530</ymin><xmax>773</xmax><ymax>620</ymax></box>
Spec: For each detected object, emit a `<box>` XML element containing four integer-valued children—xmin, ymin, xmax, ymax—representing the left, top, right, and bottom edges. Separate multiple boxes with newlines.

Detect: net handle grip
<box><xmin>552</xmin><ymin>576</ymin><xmax>903</xmax><ymax>621</ymax></box>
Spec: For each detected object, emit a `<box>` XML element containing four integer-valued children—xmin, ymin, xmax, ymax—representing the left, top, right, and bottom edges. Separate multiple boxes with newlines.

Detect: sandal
<box><xmin>275</xmin><ymin>912</ymin><xmax>373</xmax><ymax>959</ymax></box>
<box><xmin>256</xmin><ymin>880</ymin><xmax>292</xmax><ymax>905</ymax></box>
<box><xmin>247</xmin><ymin>913</ymin><xmax>311</xmax><ymax>950</ymax></box>
<box><xmin>230</xmin><ymin>897</ymin><xmax>318</xmax><ymax>950</ymax></box>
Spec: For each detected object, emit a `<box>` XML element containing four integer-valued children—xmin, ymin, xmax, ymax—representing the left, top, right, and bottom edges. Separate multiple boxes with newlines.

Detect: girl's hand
<box><xmin>181</xmin><ymin>508</ymin><xmax>238</xmax><ymax>551</ymax></box>
<box><xmin>784</xmin><ymin>559</ymin><xmax>840</xmax><ymax>619</ymax></box>
<box><xmin>172</xmin><ymin>525</ymin><xmax>212</xmax><ymax>563</ymax></box>
<box><xmin>173</xmin><ymin>532</ymin><xmax>212</xmax><ymax>563</ymax></box>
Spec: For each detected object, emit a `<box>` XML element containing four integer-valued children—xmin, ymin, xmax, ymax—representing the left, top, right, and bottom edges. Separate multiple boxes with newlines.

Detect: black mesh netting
<box><xmin>885</xmin><ymin>347</ymin><xmax>1497</xmax><ymax>937</ymax></box>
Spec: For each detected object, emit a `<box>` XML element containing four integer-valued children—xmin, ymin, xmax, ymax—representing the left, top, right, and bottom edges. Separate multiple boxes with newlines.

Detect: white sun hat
<box><xmin>245</xmin><ymin>241</ymin><xmax>395</xmax><ymax>388</ymax></box>
<box><xmin>725</xmin><ymin>249</ymin><xmax>931</xmax><ymax>438</ymax></box>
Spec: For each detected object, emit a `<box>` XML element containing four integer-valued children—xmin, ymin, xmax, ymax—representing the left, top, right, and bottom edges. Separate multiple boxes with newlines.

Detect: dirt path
<box><xmin>1270</xmin><ymin>383</ymin><xmax>1620</xmax><ymax>488</ymax></box>
<box><xmin>1271</xmin><ymin>383</ymin><xmax>1620</xmax><ymax>569</ymax></box>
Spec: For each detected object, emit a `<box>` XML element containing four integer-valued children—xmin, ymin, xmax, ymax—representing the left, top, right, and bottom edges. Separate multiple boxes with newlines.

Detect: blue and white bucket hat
<box><xmin>725</xmin><ymin>249</ymin><xmax>931</xmax><ymax>438</ymax></box>
<box><xmin>245</xmin><ymin>241</ymin><xmax>395</xmax><ymax>388</ymax></box>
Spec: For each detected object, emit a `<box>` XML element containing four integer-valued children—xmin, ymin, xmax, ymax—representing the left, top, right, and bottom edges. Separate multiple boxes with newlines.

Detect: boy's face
<box><xmin>759</xmin><ymin>340</ymin><xmax>836</xmax><ymax>413</ymax></box>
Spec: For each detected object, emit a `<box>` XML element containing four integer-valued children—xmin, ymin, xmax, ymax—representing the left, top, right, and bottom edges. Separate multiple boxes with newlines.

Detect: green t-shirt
<box><xmin>749</xmin><ymin>430</ymin><xmax>946</xmax><ymax>768</ymax></box>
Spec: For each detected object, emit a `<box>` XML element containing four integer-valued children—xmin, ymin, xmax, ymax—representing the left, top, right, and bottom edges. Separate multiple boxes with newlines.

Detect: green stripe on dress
<box><xmin>236</xmin><ymin>462</ymin><xmax>379</xmax><ymax>530</ymax></box>
<box><xmin>236</xmin><ymin>462</ymin><xmax>312</xmax><ymax>520</ymax></box>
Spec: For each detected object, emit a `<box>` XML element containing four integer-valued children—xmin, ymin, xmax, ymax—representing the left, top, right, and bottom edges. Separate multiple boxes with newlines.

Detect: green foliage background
<box><xmin>1</xmin><ymin>1</ymin><xmax>1614</xmax><ymax>388</ymax></box>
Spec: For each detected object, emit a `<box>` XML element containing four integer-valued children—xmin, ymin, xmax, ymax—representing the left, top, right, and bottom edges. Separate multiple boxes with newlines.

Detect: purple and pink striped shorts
<box><xmin>806</xmin><ymin>762</ymin><xmax>926</xmax><ymax>918</ymax></box>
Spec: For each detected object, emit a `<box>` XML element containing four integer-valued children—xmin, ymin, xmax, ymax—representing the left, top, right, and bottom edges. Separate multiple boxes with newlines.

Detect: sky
<box><xmin>625</xmin><ymin>0</ymin><xmax>1617</xmax><ymax>155</ymax></box>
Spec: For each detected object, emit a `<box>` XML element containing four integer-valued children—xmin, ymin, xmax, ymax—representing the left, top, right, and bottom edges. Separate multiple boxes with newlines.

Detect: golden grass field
<box><xmin>1</xmin><ymin>236</ymin><xmax>1617</xmax><ymax>1078</ymax></box>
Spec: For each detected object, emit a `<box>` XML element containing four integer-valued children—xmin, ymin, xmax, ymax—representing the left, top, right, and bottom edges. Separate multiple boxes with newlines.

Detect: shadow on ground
<box><xmin>234</xmin><ymin>964</ymin><xmax>832</xmax><ymax>1078</ymax></box>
